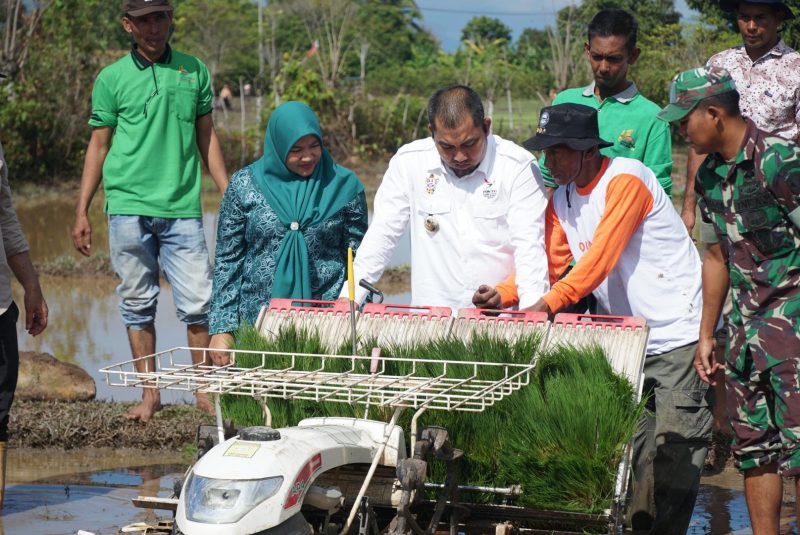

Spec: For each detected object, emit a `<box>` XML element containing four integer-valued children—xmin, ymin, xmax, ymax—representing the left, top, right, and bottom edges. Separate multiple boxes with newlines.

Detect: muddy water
<box><xmin>3</xmin><ymin>448</ymin><xmax>184</xmax><ymax>535</ymax></box>
<box><xmin>0</xmin><ymin>448</ymin><xmax>774</xmax><ymax>535</ymax></box>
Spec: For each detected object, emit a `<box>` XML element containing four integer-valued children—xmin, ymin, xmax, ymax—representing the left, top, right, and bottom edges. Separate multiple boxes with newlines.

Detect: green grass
<box><xmin>489</xmin><ymin>98</ymin><xmax>543</xmax><ymax>137</ymax></box>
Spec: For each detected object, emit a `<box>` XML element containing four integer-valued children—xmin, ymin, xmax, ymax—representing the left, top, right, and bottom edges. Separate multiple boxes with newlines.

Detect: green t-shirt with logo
<box><xmin>89</xmin><ymin>46</ymin><xmax>213</xmax><ymax>217</ymax></box>
<box><xmin>539</xmin><ymin>83</ymin><xmax>673</xmax><ymax>196</ymax></box>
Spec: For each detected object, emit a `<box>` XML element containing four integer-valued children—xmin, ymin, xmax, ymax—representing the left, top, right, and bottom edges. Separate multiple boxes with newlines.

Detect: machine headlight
<box><xmin>185</xmin><ymin>472</ymin><xmax>284</xmax><ymax>524</ymax></box>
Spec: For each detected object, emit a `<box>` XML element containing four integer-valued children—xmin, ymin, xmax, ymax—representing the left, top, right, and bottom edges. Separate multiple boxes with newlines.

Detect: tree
<box><xmin>0</xmin><ymin>0</ymin><xmax>52</xmax><ymax>77</ymax></box>
<box><xmin>460</xmin><ymin>16</ymin><xmax>512</xmax><ymax>46</ymax></box>
<box><xmin>354</xmin><ymin>0</ymin><xmax>424</xmax><ymax>70</ymax></box>
<box><xmin>687</xmin><ymin>0</ymin><xmax>800</xmax><ymax>49</ymax></box>
<box><xmin>557</xmin><ymin>0</ymin><xmax>680</xmax><ymax>37</ymax></box>
<box><xmin>0</xmin><ymin>0</ymin><xmax>128</xmax><ymax>181</ymax></box>
<box><xmin>172</xmin><ymin>0</ymin><xmax>259</xmax><ymax>91</ymax></box>
<box><xmin>633</xmin><ymin>22</ymin><xmax>740</xmax><ymax>106</ymax></box>
<box><xmin>548</xmin><ymin>6</ymin><xmax>586</xmax><ymax>93</ymax></box>
<box><xmin>290</xmin><ymin>0</ymin><xmax>357</xmax><ymax>90</ymax></box>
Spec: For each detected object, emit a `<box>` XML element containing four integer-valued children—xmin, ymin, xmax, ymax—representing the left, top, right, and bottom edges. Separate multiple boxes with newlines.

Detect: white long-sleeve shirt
<box><xmin>342</xmin><ymin>134</ymin><xmax>549</xmax><ymax>311</ymax></box>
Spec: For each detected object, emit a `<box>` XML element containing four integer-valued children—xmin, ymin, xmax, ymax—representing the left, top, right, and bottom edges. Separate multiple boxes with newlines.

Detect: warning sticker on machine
<box><xmin>283</xmin><ymin>453</ymin><xmax>323</xmax><ymax>509</ymax></box>
<box><xmin>223</xmin><ymin>441</ymin><xmax>261</xmax><ymax>458</ymax></box>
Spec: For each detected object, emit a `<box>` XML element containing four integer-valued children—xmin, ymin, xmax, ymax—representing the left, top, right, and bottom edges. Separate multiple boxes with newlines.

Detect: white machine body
<box><xmin>175</xmin><ymin>417</ymin><xmax>406</xmax><ymax>535</ymax></box>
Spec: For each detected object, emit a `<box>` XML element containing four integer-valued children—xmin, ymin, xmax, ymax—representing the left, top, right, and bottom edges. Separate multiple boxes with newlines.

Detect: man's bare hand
<box><xmin>472</xmin><ymin>285</ymin><xmax>502</xmax><ymax>309</ymax></box>
<box><xmin>694</xmin><ymin>336</ymin><xmax>722</xmax><ymax>385</ymax></box>
<box><xmin>524</xmin><ymin>299</ymin><xmax>552</xmax><ymax>315</ymax></box>
<box><xmin>24</xmin><ymin>286</ymin><xmax>48</xmax><ymax>336</ymax></box>
<box><xmin>682</xmin><ymin>209</ymin><xmax>696</xmax><ymax>236</ymax></box>
<box><xmin>72</xmin><ymin>213</ymin><xmax>93</xmax><ymax>256</ymax></box>
<box><xmin>209</xmin><ymin>333</ymin><xmax>234</xmax><ymax>366</ymax></box>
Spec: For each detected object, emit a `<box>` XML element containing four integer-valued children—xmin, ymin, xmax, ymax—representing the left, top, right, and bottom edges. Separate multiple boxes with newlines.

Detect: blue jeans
<box><xmin>109</xmin><ymin>216</ymin><xmax>212</xmax><ymax>329</ymax></box>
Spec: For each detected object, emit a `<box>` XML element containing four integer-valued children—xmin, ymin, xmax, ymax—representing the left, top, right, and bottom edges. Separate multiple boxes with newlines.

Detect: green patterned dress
<box><xmin>209</xmin><ymin>166</ymin><xmax>368</xmax><ymax>334</ymax></box>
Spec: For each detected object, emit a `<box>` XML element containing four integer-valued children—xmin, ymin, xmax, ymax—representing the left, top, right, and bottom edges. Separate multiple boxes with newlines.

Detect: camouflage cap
<box><xmin>657</xmin><ymin>66</ymin><xmax>737</xmax><ymax>123</ymax></box>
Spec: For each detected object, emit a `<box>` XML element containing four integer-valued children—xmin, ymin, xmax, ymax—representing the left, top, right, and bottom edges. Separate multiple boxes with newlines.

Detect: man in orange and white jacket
<box><xmin>473</xmin><ymin>103</ymin><xmax>710</xmax><ymax>534</ymax></box>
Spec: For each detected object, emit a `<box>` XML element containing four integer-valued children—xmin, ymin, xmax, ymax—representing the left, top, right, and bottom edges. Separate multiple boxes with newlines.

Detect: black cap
<box><xmin>719</xmin><ymin>0</ymin><xmax>794</xmax><ymax>19</ymax></box>
<box><xmin>523</xmin><ymin>103</ymin><xmax>613</xmax><ymax>152</ymax></box>
<box><xmin>122</xmin><ymin>0</ymin><xmax>173</xmax><ymax>17</ymax></box>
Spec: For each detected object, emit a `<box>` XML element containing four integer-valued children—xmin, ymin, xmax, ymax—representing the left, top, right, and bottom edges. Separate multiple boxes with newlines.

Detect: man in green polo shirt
<box><xmin>540</xmin><ymin>9</ymin><xmax>673</xmax><ymax>196</ymax></box>
<box><xmin>71</xmin><ymin>0</ymin><xmax>228</xmax><ymax>422</ymax></box>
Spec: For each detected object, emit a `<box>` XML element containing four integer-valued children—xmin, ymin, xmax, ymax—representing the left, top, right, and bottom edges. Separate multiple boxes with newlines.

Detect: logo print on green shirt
<box><xmin>618</xmin><ymin>129</ymin><xmax>636</xmax><ymax>150</ymax></box>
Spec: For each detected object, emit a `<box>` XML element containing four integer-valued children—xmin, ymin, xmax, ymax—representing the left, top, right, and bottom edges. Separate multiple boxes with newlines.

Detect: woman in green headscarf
<box><xmin>208</xmin><ymin>102</ymin><xmax>367</xmax><ymax>358</ymax></box>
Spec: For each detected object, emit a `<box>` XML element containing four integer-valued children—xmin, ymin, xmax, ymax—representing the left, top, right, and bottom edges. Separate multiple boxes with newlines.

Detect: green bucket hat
<box><xmin>657</xmin><ymin>66</ymin><xmax>737</xmax><ymax>123</ymax></box>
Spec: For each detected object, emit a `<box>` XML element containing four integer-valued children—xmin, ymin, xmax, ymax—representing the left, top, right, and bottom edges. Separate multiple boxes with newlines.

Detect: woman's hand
<box><xmin>209</xmin><ymin>333</ymin><xmax>234</xmax><ymax>366</ymax></box>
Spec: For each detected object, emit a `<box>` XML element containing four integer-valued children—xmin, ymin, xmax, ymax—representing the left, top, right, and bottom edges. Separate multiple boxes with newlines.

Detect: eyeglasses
<box><xmin>143</xmin><ymin>65</ymin><xmax>160</xmax><ymax>117</ymax></box>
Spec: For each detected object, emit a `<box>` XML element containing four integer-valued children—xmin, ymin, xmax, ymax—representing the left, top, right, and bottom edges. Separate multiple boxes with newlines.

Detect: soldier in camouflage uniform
<box><xmin>660</xmin><ymin>66</ymin><xmax>800</xmax><ymax>533</ymax></box>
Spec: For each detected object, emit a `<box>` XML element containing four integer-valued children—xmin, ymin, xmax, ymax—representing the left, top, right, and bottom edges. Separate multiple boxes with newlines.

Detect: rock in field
<box><xmin>16</xmin><ymin>351</ymin><xmax>96</xmax><ymax>401</ymax></box>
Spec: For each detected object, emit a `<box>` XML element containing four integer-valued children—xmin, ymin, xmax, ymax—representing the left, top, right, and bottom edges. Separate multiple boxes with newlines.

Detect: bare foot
<box><xmin>195</xmin><ymin>392</ymin><xmax>215</xmax><ymax>416</ymax></box>
<box><xmin>124</xmin><ymin>398</ymin><xmax>162</xmax><ymax>423</ymax></box>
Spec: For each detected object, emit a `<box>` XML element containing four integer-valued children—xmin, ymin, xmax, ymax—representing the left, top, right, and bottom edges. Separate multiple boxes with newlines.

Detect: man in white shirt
<box><xmin>342</xmin><ymin>85</ymin><xmax>549</xmax><ymax>311</ymax></box>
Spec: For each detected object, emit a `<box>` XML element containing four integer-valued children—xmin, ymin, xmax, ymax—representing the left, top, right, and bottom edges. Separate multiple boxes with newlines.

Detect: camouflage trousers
<box><xmin>726</xmin><ymin>329</ymin><xmax>800</xmax><ymax>475</ymax></box>
<box><xmin>627</xmin><ymin>342</ymin><xmax>713</xmax><ymax>534</ymax></box>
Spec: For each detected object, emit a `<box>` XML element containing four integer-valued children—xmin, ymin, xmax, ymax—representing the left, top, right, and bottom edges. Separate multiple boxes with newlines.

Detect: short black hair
<box><xmin>696</xmin><ymin>90</ymin><xmax>741</xmax><ymax>117</ymax></box>
<box><xmin>587</xmin><ymin>9</ymin><xmax>638</xmax><ymax>54</ymax></box>
<box><xmin>427</xmin><ymin>85</ymin><xmax>485</xmax><ymax>132</ymax></box>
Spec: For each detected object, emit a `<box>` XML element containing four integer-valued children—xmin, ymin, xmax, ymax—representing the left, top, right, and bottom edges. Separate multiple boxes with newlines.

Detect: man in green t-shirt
<box><xmin>71</xmin><ymin>0</ymin><xmax>228</xmax><ymax>422</ymax></box>
<box><xmin>540</xmin><ymin>9</ymin><xmax>673</xmax><ymax>196</ymax></box>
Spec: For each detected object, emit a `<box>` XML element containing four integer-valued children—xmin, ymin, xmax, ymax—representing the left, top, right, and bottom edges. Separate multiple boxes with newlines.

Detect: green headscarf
<box><xmin>251</xmin><ymin>101</ymin><xmax>364</xmax><ymax>299</ymax></box>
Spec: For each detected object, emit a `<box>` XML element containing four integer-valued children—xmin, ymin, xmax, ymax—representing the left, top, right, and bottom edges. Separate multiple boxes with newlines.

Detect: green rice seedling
<box><xmin>397</xmin><ymin>332</ymin><xmax>543</xmax><ymax>496</ymax></box>
<box><xmin>498</xmin><ymin>344</ymin><xmax>645</xmax><ymax>512</ymax></box>
<box><xmin>223</xmin><ymin>324</ymin><xmax>360</xmax><ymax>428</ymax></box>
<box><xmin>222</xmin><ymin>323</ymin><xmax>640</xmax><ymax>515</ymax></box>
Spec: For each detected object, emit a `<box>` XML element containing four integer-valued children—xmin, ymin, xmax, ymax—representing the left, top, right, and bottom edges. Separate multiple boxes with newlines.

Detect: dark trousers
<box><xmin>0</xmin><ymin>303</ymin><xmax>19</xmax><ymax>442</ymax></box>
<box><xmin>628</xmin><ymin>342</ymin><xmax>713</xmax><ymax>534</ymax></box>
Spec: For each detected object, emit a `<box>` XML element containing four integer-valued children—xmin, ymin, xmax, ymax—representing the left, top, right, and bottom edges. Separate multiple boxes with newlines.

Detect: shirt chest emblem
<box><xmin>425</xmin><ymin>173</ymin><xmax>439</xmax><ymax>195</ymax></box>
<box><xmin>618</xmin><ymin>129</ymin><xmax>636</xmax><ymax>150</ymax></box>
<box><xmin>482</xmin><ymin>184</ymin><xmax>498</xmax><ymax>199</ymax></box>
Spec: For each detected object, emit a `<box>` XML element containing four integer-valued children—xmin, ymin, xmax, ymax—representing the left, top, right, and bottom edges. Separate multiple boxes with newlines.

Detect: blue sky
<box><xmin>417</xmin><ymin>0</ymin><xmax>697</xmax><ymax>52</ymax></box>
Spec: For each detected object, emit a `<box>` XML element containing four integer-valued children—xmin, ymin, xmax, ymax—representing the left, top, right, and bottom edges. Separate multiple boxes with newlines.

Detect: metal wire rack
<box><xmin>99</xmin><ymin>347</ymin><xmax>535</xmax><ymax>412</ymax></box>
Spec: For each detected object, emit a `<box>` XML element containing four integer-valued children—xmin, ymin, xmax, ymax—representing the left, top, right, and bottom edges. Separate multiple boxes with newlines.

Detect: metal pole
<box><xmin>214</xmin><ymin>394</ymin><xmax>225</xmax><ymax>445</ymax></box>
<box><xmin>338</xmin><ymin>407</ymin><xmax>402</xmax><ymax>535</ymax></box>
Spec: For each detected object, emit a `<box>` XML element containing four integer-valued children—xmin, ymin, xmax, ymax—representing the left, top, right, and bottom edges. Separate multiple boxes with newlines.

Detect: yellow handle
<box><xmin>347</xmin><ymin>247</ymin><xmax>355</xmax><ymax>302</ymax></box>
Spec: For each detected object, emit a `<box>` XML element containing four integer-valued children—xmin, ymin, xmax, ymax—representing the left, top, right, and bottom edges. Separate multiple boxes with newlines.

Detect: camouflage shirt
<box><xmin>696</xmin><ymin>119</ymin><xmax>800</xmax><ymax>367</ymax></box>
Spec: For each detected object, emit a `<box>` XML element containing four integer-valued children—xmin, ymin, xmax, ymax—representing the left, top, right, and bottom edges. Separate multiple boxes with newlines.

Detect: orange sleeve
<box><xmin>496</xmin><ymin>201</ymin><xmax>573</xmax><ymax>309</ymax></box>
<box><xmin>545</xmin><ymin>201</ymin><xmax>573</xmax><ymax>286</ymax></box>
<box><xmin>496</xmin><ymin>272</ymin><xmax>519</xmax><ymax>308</ymax></box>
<box><xmin>541</xmin><ymin>174</ymin><xmax>654</xmax><ymax>313</ymax></box>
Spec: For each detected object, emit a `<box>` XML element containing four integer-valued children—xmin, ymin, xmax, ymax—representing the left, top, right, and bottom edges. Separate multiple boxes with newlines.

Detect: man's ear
<box><xmin>706</xmin><ymin>104</ymin><xmax>725</xmax><ymax>124</ymax></box>
<box><xmin>628</xmin><ymin>46</ymin><xmax>641</xmax><ymax>66</ymax></box>
<box><xmin>483</xmin><ymin>117</ymin><xmax>491</xmax><ymax>134</ymax></box>
<box><xmin>122</xmin><ymin>17</ymin><xmax>133</xmax><ymax>34</ymax></box>
<box><xmin>427</xmin><ymin>123</ymin><xmax>434</xmax><ymax>137</ymax></box>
